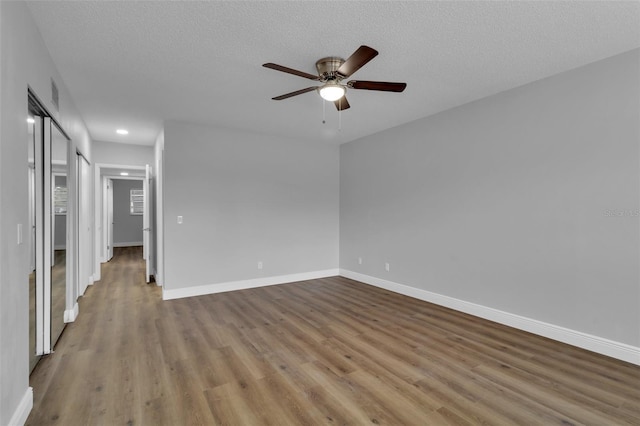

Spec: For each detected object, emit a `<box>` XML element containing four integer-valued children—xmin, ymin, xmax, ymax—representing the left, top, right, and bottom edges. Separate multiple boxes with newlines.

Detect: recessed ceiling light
<box><xmin>27</xmin><ymin>117</ymin><xmax>35</xmax><ymax>124</ymax></box>
<box><xmin>116</xmin><ymin>129</ymin><xmax>129</xmax><ymax>135</ymax></box>
<box><xmin>120</xmin><ymin>172</ymin><xmax>129</xmax><ymax>176</ymax></box>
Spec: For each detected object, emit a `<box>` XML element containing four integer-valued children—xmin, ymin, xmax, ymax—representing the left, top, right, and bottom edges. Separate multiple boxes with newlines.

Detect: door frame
<box><xmin>143</xmin><ymin>164</ymin><xmax>153</xmax><ymax>283</ymax></box>
<box><xmin>93</xmin><ymin>163</ymin><xmax>145</xmax><ymax>281</ymax></box>
<box><xmin>105</xmin><ymin>177</ymin><xmax>113</xmax><ymax>262</ymax></box>
<box><xmin>76</xmin><ymin>152</ymin><xmax>92</xmax><ymax>298</ymax></box>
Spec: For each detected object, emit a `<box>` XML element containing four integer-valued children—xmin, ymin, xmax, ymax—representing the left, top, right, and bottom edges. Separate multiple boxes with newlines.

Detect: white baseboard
<box><xmin>163</xmin><ymin>269</ymin><xmax>340</xmax><ymax>301</ymax></box>
<box><xmin>88</xmin><ymin>274</ymin><xmax>95</xmax><ymax>286</ymax></box>
<box><xmin>8</xmin><ymin>387</ymin><xmax>32</xmax><ymax>426</ymax></box>
<box><xmin>64</xmin><ymin>302</ymin><xmax>79</xmax><ymax>323</ymax></box>
<box><xmin>340</xmin><ymin>269</ymin><xmax>640</xmax><ymax>366</ymax></box>
<box><xmin>151</xmin><ymin>268</ymin><xmax>161</xmax><ymax>287</ymax></box>
<box><xmin>113</xmin><ymin>241</ymin><xmax>142</xmax><ymax>247</ymax></box>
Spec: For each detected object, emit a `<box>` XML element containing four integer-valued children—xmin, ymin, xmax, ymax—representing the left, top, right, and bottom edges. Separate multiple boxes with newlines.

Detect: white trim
<box><xmin>339</xmin><ymin>269</ymin><xmax>640</xmax><ymax>366</ymax></box>
<box><xmin>34</xmin><ymin>117</ymin><xmax>44</xmax><ymax>356</ymax></box>
<box><xmin>64</xmin><ymin>302</ymin><xmax>79</xmax><ymax>323</ymax></box>
<box><xmin>8</xmin><ymin>387</ymin><xmax>33</xmax><ymax>426</ymax></box>
<box><xmin>88</xmin><ymin>274</ymin><xmax>95</xmax><ymax>286</ymax></box>
<box><xmin>43</xmin><ymin>118</ymin><xmax>52</xmax><ymax>354</ymax></box>
<box><xmin>153</xmin><ymin>267</ymin><xmax>161</xmax><ymax>287</ymax></box>
<box><xmin>113</xmin><ymin>241</ymin><xmax>143</xmax><ymax>247</ymax></box>
<box><xmin>94</xmin><ymin>163</ymin><xmax>146</xmax><ymax>281</ymax></box>
<box><xmin>162</xmin><ymin>269</ymin><xmax>340</xmax><ymax>301</ymax></box>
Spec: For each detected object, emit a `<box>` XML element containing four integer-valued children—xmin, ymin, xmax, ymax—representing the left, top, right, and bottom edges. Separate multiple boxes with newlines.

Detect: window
<box><xmin>53</xmin><ymin>185</ymin><xmax>67</xmax><ymax>214</ymax></box>
<box><xmin>130</xmin><ymin>189</ymin><xmax>144</xmax><ymax>215</ymax></box>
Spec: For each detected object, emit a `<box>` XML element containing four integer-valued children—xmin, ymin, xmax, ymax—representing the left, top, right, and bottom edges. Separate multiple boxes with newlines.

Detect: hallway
<box><xmin>27</xmin><ymin>247</ymin><xmax>162</xmax><ymax>425</ymax></box>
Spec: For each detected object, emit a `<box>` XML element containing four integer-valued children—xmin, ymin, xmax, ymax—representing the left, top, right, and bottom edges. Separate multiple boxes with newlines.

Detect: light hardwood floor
<box><xmin>27</xmin><ymin>247</ymin><xmax>640</xmax><ymax>425</ymax></box>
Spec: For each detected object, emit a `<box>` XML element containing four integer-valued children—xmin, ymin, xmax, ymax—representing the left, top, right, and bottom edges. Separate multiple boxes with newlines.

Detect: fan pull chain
<box><xmin>322</xmin><ymin>99</ymin><xmax>326</xmax><ymax>124</ymax></box>
<box><xmin>338</xmin><ymin>100</ymin><xmax>342</xmax><ymax>131</ymax></box>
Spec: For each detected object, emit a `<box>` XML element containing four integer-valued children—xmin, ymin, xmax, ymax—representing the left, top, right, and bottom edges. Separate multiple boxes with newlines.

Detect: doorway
<box><xmin>94</xmin><ymin>163</ymin><xmax>153</xmax><ymax>284</ymax></box>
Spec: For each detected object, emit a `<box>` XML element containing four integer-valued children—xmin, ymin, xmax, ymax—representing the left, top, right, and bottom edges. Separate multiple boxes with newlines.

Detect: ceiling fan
<box><xmin>263</xmin><ymin>45</ymin><xmax>406</xmax><ymax>111</ymax></box>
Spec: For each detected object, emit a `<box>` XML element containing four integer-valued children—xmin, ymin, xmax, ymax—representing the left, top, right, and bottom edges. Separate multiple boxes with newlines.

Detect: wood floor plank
<box><xmin>346</xmin><ymin>369</ymin><xmax>438</xmax><ymax>425</ymax></box>
<box><xmin>324</xmin><ymin>336</ymin><xmax>444</xmax><ymax>412</ymax></box>
<box><xmin>302</xmin><ymin>360</ymin><xmax>391</xmax><ymax>424</ymax></box>
<box><xmin>26</xmin><ymin>247</ymin><xmax>640</xmax><ymax>425</ymax></box>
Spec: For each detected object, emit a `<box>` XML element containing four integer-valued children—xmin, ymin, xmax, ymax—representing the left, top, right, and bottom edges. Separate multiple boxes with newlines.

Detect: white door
<box><xmin>106</xmin><ymin>178</ymin><xmax>114</xmax><ymax>261</ymax></box>
<box><xmin>143</xmin><ymin>164</ymin><xmax>152</xmax><ymax>283</ymax></box>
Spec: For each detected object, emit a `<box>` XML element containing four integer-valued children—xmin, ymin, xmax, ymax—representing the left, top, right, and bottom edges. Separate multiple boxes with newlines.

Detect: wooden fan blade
<box><xmin>272</xmin><ymin>87</ymin><xmax>317</xmax><ymax>100</ymax></box>
<box><xmin>348</xmin><ymin>80</ymin><xmax>407</xmax><ymax>92</ymax></box>
<box><xmin>336</xmin><ymin>45</ymin><xmax>378</xmax><ymax>78</ymax></box>
<box><xmin>263</xmin><ymin>63</ymin><xmax>320</xmax><ymax>80</ymax></box>
<box><xmin>334</xmin><ymin>96</ymin><xmax>350</xmax><ymax>111</ymax></box>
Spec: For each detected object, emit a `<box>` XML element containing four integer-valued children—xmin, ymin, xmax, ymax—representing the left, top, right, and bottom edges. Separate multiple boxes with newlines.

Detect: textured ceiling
<box><xmin>27</xmin><ymin>1</ymin><xmax>640</xmax><ymax>146</ymax></box>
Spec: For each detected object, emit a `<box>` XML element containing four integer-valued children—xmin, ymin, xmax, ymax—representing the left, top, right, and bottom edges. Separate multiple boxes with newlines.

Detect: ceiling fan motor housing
<box><xmin>316</xmin><ymin>57</ymin><xmax>345</xmax><ymax>81</ymax></box>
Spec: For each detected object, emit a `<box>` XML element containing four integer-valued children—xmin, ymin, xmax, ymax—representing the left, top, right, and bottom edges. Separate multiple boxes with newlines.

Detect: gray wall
<box><xmin>112</xmin><ymin>179</ymin><xmax>143</xmax><ymax>245</ymax></box>
<box><xmin>340</xmin><ymin>49</ymin><xmax>640</xmax><ymax>346</ymax></box>
<box><xmin>0</xmin><ymin>2</ymin><xmax>92</xmax><ymax>424</ymax></box>
<box><xmin>164</xmin><ymin>120</ymin><xmax>339</xmax><ymax>290</ymax></box>
<box><xmin>93</xmin><ymin>140</ymin><xmax>153</xmax><ymax>167</ymax></box>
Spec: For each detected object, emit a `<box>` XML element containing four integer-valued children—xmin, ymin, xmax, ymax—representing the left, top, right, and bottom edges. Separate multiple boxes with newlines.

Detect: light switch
<box><xmin>177</xmin><ymin>216</ymin><xmax>183</xmax><ymax>224</ymax></box>
<box><xmin>17</xmin><ymin>224</ymin><xmax>23</xmax><ymax>244</ymax></box>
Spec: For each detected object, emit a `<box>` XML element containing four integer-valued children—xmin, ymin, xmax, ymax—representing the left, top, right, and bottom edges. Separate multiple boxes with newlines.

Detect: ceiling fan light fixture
<box><xmin>319</xmin><ymin>84</ymin><xmax>345</xmax><ymax>101</ymax></box>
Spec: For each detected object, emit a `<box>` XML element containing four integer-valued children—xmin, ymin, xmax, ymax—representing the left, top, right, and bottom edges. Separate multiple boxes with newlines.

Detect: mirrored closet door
<box><xmin>27</xmin><ymin>104</ymin><xmax>42</xmax><ymax>372</ymax></box>
<box><xmin>51</xmin><ymin>122</ymin><xmax>69</xmax><ymax>347</ymax></box>
<box><xmin>28</xmin><ymin>92</ymin><xmax>70</xmax><ymax>372</ymax></box>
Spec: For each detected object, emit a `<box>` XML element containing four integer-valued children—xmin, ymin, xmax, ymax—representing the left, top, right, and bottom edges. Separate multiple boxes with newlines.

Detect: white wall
<box><xmin>0</xmin><ymin>2</ymin><xmax>92</xmax><ymax>424</ymax></box>
<box><xmin>112</xmin><ymin>179</ymin><xmax>143</xmax><ymax>246</ymax></box>
<box><xmin>340</xmin><ymin>49</ymin><xmax>640</xmax><ymax>352</ymax></box>
<box><xmin>163</xmin><ymin>120</ymin><xmax>339</xmax><ymax>296</ymax></box>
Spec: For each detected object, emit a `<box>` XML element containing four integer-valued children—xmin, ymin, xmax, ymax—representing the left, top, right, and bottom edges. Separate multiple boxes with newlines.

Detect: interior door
<box><xmin>143</xmin><ymin>164</ymin><xmax>152</xmax><ymax>282</ymax></box>
<box><xmin>107</xmin><ymin>178</ymin><xmax>114</xmax><ymax>261</ymax></box>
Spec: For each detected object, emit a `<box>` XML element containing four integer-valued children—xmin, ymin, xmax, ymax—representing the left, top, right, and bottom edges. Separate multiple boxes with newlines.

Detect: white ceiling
<box><xmin>27</xmin><ymin>1</ymin><xmax>640</xmax><ymax>146</ymax></box>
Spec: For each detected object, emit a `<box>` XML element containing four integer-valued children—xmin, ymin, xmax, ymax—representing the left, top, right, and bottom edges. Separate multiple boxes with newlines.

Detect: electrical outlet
<box><xmin>258</xmin><ymin>261</ymin><xmax>263</xmax><ymax>270</ymax></box>
<box><xmin>177</xmin><ymin>216</ymin><xmax>183</xmax><ymax>224</ymax></box>
<box><xmin>385</xmin><ymin>262</ymin><xmax>390</xmax><ymax>272</ymax></box>
<box><xmin>358</xmin><ymin>257</ymin><xmax>362</xmax><ymax>265</ymax></box>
